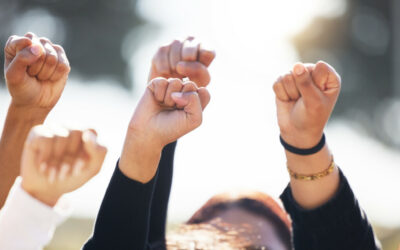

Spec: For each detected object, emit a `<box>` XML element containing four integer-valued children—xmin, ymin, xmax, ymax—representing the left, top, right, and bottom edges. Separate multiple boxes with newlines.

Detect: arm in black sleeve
<box><xmin>280</xmin><ymin>168</ymin><xmax>381</xmax><ymax>250</ymax></box>
<box><xmin>83</xmin><ymin>161</ymin><xmax>156</xmax><ymax>250</ymax></box>
<box><xmin>147</xmin><ymin>141</ymin><xmax>177</xmax><ymax>249</ymax></box>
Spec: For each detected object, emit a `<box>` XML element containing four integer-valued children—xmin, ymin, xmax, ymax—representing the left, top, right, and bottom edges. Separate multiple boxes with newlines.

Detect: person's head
<box><xmin>167</xmin><ymin>191</ymin><xmax>292</xmax><ymax>250</ymax></box>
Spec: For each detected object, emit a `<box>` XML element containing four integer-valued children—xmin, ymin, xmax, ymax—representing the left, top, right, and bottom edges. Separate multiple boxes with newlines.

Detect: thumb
<box><xmin>82</xmin><ymin>130</ymin><xmax>107</xmax><ymax>175</ymax></box>
<box><xmin>171</xmin><ymin>91</ymin><xmax>203</xmax><ymax>126</ymax></box>
<box><xmin>312</xmin><ymin>61</ymin><xmax>341</xmax><ymax>98</ymax></box>
<box><xmin>5</xmin><ymin>44</ymin><xmax>42</xmax><ymax>84</ymax></box>
<box><xmin>197</xmin><ymin>87</ymin><xmax>211</xmax><ymax>110</ymax></box>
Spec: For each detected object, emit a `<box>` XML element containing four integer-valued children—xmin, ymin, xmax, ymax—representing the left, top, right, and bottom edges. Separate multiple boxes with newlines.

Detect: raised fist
<box><xmin>20</xmin><ymin>125</ymin><xmax>107</xmax><ymax>206</ymax></box>
<box><xmin>130</xmin><ymin>77</ymin><xmax>210</xmax><ymax>148</ymax></box>
<box><xmin>273</xmin><ymin>61</ymin><xmax>341</xmax><ymax>148</ymax></box>
<box><xmin>119</xmin><ymin>78</ymin><xmax>210</xmax><ymax>182</ymax></box>
<box><xmin>4</xmin><ymin>32</ymin><xmax>70</xmax><ymax>110</ymax></box>
<box><xmin>149</xmin><ymin>37</ymin><xmax>215</xmax><ymax>87</ymax></box>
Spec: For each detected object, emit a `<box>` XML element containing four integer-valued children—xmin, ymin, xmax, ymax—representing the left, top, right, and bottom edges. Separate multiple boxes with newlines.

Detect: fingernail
<box><xmin>83</xmin><ymin>131</ymin><xmax>96</xmax><ymax>143</ymax></box>
<box><xmin>58</xmin><ymin>163</ymin><xmax>70</xmax><ymax>181</ymax></box>
<box><xmin>73</xmin><ymin>159</ymin><xmax>85</xmax><ymax>176</ymax></box>
<box><xmin>30</xmin><ymin>45</ymin><xmax>41</xmax><ymax>56</ymax></box>
<box><xmin>171</xmin><ymin>92</ymin><xmax>183</xmax><ymax>98</ymax></box>
<box><xmin>48</xmin><ymin>168</ymin><xmax>56</xmax><ymax>184</ymax></box>
<box><xmin>294</xmin><ymin>64</ymin><xmax>305</xmax><ymax>76</ymax></box>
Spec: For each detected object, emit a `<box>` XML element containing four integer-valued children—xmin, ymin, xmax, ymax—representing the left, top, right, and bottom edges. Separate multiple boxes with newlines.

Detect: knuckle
<box><xmin>25</xmin><ymin>32</ymin><xmax>35</xmax><ymax>37</ymax></box>
<box><xmin>45</xmin><ymin>54</ymin><xmax>58</xmax><ymax>67</ymax></box>
<box><xmin>39</xmin><ymin>37</ymin><xmax>50</xmax><ymax>43</ymax></box>
<box><xmin>57</xmin><ymin>63</ymin><xmax>70</xmax><ymax>74</ymax></box>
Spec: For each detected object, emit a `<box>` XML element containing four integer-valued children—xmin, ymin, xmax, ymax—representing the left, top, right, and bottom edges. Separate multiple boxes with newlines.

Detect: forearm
<box><xmin>119</xmin><ymin>128</ymin><xmax>163</xmax><ymax>183</ymax></box>
<box><xmin>285</xmin><ymin>143</ymin><xmax>340</xmax><ymax>209</ymax></box>
<box><xmin>0</xmin><ymin>103</ymin><xmax>47</xmax><ymax>207</ymax></box>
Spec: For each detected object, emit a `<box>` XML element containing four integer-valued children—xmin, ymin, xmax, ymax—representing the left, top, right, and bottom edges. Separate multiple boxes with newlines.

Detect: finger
<box><xmin>49</xmin><ymin>45</ymin><xmax>70</xmax><ymax>81</ymax></box>
<box><xmin>25</xmin><ymin>33</ymin><xmax>46</xmax><ymax>76</ymax></box>
<box><xmin>51</xmin><ymin>127</ymin><xmax>70</xmax><ymax>166</ymax></box>
<box><xmin>197</xmin><ymin>87</ymin><xmax>211</xmax><ymax>110</ymax></box>
<box><xmin>37</xmin><ymin>38</ymin><xmax>59</xmax><ymax>81</ymax></box>
<box><xmin>176</xmin><ymin>61</ymin><xmax>210</xmax><ymax>87</ymax></box>
<box><xmin>65</xmin><ymin>130</ymin><xmax>83</xmax><ymax>166</ymax></box>
<box><xmin>4</xmin><ymin>36</ymin><xmax>32</xmax><ymax>66</ymax></box>
<box><xmin>58</xmin><ymin>162</ymin><xmax>71</xmax><ymax>181</ymax></box>
<box><xmin>177</xmin><ymin>81</ymin><xmax>198</xmax><ymax>109</ymax></box>
<box><xmin>182</xmin><ymin>38</ymin><xmax>200</xmax><ymax>61</ymax></box>
<box><xmin>148</xmin><ymin>77</ymin><xmax>169</xmax><ymax>103</ymax></box>
<box><xmin>273</xmin><ymin>77</ymin><xmax>290</xmax><ymax>102</ymax></box>
<box><xmin>164</xmin><ymin>78</ymin><xmax>184</xmax><ymax>107</ymax></box>
<box><xmin>169</xmin><ymin>39</ymin><xmax>183</xmax><ymax>72</ymax></box>
<box><xmin>292</xmin><ymin>63</ymin><xmax>321</xmax><ymax>107</ymax></box>
<box><xmin>198</xmin><ymin>44</ymin><xmax>216</xmax><ymax>67</ymax></box>
<box><xmin>171</xmin><ymin>91</ymin><xmax>203</xmax><ymax>127</ymax></box>
<box><xmin>153</xmin><ymin>44</ymin><xmax>171</xmax><ymax>76</ymax></box>
<box><xmin>312</xmin><ymin>61</ymin><xmax>341</xmax><ymax>93</ymax></box>
<box><xmin>25</xmin><ymin>125</ymin><xmax>54</xmax><ymax>166</ymax></box>
<box><xmin>82</xmin><ymin>130</ymin><xmax>107</xmax><ymax>176</ymax></box>
<box><xmin>5</xmin><ymin>42</ymin><xmax>42</xmax><ymax>83</ymax></box>
<box><xmin>282</xmin><ymin>73</ymin><xmax>300</xmax><ymax>101</ymax></box>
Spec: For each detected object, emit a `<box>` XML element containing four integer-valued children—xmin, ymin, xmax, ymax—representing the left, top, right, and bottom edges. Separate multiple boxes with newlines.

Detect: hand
<box><xmin>20</xmin><ymin>125</ymin><xmax>107</xmax><ymax>207</ymax></box>
<box><xmin>149</xmin><ymin>37</ymin><xmax>215</xmax><ymax>87</ymax></box>
<box><xmin>4</xmin><ymin>32</ymin><xmax>70</xmax><ymax>111</ymax></box>
<box><xmin>273</xmin><ymin>61</ymin><xmax>341</xmax><ymax>148</ymax></box>
<box><xmin>120</xmin><ymin>77</ymin><xmax>210</xmax><ymax>182</ymax></box>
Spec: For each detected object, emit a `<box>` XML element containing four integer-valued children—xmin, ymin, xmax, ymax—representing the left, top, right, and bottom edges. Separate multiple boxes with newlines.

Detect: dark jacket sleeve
<box><xmin>83</xmin><ymin>162</ymin><xmax>156</xmax><ymax>250</ymax></box>
<box><xmin>147</xmin><ymin>141</ymin><xmax>177</xmax><ymax>249</ymax></box>
<box><xmin>280</xmin><ymin>168</ymin><xmax>381</xmax><ymax>250</ymax></box>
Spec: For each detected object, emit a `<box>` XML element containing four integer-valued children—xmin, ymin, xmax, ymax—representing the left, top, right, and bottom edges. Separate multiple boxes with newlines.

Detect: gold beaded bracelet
<box><xmin>287</xmin><ymin>157</ymin><xmax>336</xmax><ymax>181</ymax></box>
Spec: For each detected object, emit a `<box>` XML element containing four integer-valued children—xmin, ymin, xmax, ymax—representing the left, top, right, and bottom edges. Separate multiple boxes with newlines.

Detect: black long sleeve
<box><xmin>83</xmin><ymin>162</ymin><xmax>157</xmax><ymax>250</ymax></box>
<box><xmin>280</xmin><ymin>168</ymin><xmax>381</xmax><ymax>250</ymax></box>
<box><xmin>147</xmin><ymin>141</ymin><xmax>177</xmax><ymax>249</ymax></box>
<box><xmin>83</xmin><ymin>142</ymin><xmax>177</xmax><ymax>250</ymax></box>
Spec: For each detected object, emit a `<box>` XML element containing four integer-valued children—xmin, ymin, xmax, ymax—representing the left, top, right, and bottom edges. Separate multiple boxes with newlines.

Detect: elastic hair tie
<box><xmin>280</xmin><ymin>134</ymin><xmax>325</xmax><ymax>155</ymax></box>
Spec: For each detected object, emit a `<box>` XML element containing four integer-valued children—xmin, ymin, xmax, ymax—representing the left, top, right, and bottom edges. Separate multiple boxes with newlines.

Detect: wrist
<box><xmin>21</xmin><ymin>182</ymin><xmax>61</xmax><ymax>207</ymax></box>
<box><xmin>119</xmin><ymin>130</ymin><xmax>163</xmax><ymax>183</ymax></box>
<box><xmin>280</xmin><ymin>129</ymin><xmax>323</xmax><ymax>149</ymax></box>
<box><xmin>8</xmin><ymin>101</ymin><xmax>49</xmax><ymax>124</ymax></box>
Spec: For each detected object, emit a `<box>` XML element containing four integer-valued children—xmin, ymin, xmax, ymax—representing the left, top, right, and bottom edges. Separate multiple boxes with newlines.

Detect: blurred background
<box><xmin>0</xmin><ymin>0</ymin><xmax>399</xmax><ymax>249</ymax></box>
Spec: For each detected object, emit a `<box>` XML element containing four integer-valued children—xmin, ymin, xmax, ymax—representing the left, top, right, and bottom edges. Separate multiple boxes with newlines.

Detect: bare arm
<box><xmin>0</xmin><ymin>32</ymin><xmax>70</xmax><ymax>207</ymax></box>
<box><xmin>273</xmin><ymin>61</ymin><xmax>341</xmax><ymax>209</ymax></box>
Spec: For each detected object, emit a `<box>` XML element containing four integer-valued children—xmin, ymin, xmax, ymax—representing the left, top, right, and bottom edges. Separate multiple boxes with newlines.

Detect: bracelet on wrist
<box><xmin>287</xmin><ymin>156</ymin><xmax>336</xmax><ymax>181</ymax></box>
<box><xmin>280</xmin><ymin>133</ymin><xmax>325</xmax><ymax>155</ymax></box>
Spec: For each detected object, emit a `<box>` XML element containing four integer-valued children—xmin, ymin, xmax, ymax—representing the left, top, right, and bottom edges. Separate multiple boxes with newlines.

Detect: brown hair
<box><xmin>185</xmin><ymin>191</ymin><xmax>292</xmax><ymax>249</ymax></box>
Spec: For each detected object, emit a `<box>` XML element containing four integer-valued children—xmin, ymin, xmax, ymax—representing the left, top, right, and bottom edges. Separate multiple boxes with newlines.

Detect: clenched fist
<box><xmin>149</xmin><ymin>37</ymin><xmax>215</xmax><ymax>87</ymax></box>
<box><xmin>4</xmin><ymin>32</ymin><xmax>70</xmax><ymax>110</ymax></box>
<box><xmin>20</xmin><ymin>125</ymin><xmax>107</xmax><ymax>206</ymax></box>
<box><xmin>273</xmin><ymin>61</ymin><xmax>341</xmax><ymax>148</ymax></box>
<box><xmin>120</xmin><ymin>78</ymin><xmax>210</xmax><ymax>182</ymax></box>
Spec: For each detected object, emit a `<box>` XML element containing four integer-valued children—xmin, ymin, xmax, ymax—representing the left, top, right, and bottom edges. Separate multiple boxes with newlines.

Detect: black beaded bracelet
<box><xmin>280</xmin><ymin>134</ymin><xmax>326</xmax><ymax>155</ymax></box>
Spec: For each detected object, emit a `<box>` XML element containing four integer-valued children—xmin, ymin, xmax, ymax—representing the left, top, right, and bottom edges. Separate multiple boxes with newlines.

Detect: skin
<box><xmin>119</xmin><ymin>37</ymin><xmax>215</xmax><ymax>183</ymax></box>
<box><xmin>119</xmin><ymin>78</ymin><xmax>210</xmax><ymax>183</ymax></box>
<box><xmin>20</xmin><ymin>125</ymin><xmax>107</xmax><ymax>207</ymax></box>
<box><xmin>0</xmin><ymin>32</ymin><xmax>70</xmax><ymax>207</ymax></box>
<box><xmin>149</xmin><ymin>37</ymin><xmax>215</xmax><ymax>87</ymax></box>
<box><xmin>273</xmin><ymin>61</ymin><xmax>341</xmax><ymax>209</ymax></box>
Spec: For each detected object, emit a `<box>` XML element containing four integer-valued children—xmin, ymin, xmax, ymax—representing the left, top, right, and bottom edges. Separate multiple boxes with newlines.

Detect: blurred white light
<box><xmin>11</xmin><ymin>8</ymin><xmax>66</xmax><ymax>44</ymax></box>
